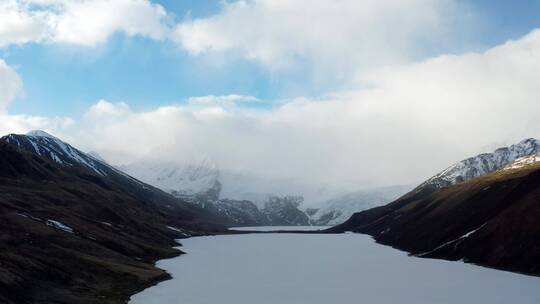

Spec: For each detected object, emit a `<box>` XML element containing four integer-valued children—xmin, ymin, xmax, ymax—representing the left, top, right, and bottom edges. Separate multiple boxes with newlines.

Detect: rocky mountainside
<box><xmin>420</xmin><ymin>138</ymin><xmax>540</xmax><ymax>189</ymax></box>
<box><xmin>332</xmin><ymin>139</ymin><xmax>540</xmax><ymax>276</ymax></box>
<box><xmin>0</xmin><ymin>132</ymin><xmax>228</xmax><ymax>304</ymax></box>
<box><xmin>121</xmin><ymin>160</ymin><xmax>310</xmax><ymax>226</ymax></box>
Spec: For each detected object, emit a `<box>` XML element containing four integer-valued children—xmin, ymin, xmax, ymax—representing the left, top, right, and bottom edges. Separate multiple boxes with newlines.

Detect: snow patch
<box><xmin>416</xmin><ymin>223</ymin><xmax>487</xmax><ymax>257</ymax></box>
<box><xmin>46</xmin><ymin>220</ymin><xmax>74</xmax><ymax>234</ymax></box>
<box><xmin>503</xmin><ymin>153</ymin><xmax>540</xmax><ymax>171</ymax></box>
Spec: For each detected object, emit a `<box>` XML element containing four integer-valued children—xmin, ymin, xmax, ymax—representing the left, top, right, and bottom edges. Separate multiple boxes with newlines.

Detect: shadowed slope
<box><xmin>0</xmin><ymin>141</ymin><xmax>227</xmax><ymax>304</ymax></box>
<box><xmin>332</xmin><ymin>158</ymin><xmax>540</xmax><ymax>276</ymax></box>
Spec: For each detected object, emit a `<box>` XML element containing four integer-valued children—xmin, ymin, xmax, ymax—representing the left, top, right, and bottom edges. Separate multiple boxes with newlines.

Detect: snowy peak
<box><xmin>26</xmin><ymin>130</ymin><xmax>58</xmax><ymax>139</ymax></box>
<box><xmin>422</xmin><ymin>138</ymin><xmax>540</xmax><ymax>189</ymax></box>
<box><xmin>120</xmin><ymin>158</ymin><xmax>221</xmax><ymax>198</ymax></box>
<box><xmin>2</xmin><ymin>131</ymin><xmax>114</xmax><ymax>177</ymax></box>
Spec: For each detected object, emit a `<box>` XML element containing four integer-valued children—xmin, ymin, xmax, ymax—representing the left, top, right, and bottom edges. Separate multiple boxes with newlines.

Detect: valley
<box><xmin>1</xmin><ymin>131</ymin><xmax>540</xmax><ymax>303</ymax></box>
<box><xmin>2</xmin><ymin>3</ymin><xmax>540</xmax><ymax>303</ymax></box>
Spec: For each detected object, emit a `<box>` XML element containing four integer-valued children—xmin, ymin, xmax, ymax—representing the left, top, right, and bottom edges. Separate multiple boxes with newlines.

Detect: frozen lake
<box><xmin>130</xmin><ymin>229</ymin><xmax>540</xmax><ymax>304</ymax></box>
<box><xmin>230</xmin><ymin>226</ymin><xmax>329</xmax><ymax>231</ymax></box>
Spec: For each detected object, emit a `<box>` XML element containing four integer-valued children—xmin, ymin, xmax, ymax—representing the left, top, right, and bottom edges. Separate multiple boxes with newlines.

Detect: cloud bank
<box><xmin>174</xmin><ymin>0</ymin><xmax>470</xmax><ymax>78</ymax></box>
<box><xmin>0</xmin><ymin>0</ymin><xmax>170</xmax><ymax>47</ymax></box>
<box><xmin>0</xmin><ymin>59</ymin><xmax>22</xmax><ymax>112</ymax></box>
<box><xmin>9</xmin><ymin>28</ymin><xmax>527</xmax><ymax>190</ymax></box>
<box><xmin>0</xmin><ymin>1</ymin><xmax>539</xmax><ymax>191</ymax></box>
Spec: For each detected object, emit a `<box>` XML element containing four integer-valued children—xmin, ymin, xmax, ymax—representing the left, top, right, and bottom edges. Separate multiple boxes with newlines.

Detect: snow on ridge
<box><xmin>422</xmin><ymin>138</ymin><xmax>540</xmax><ymax>188</ymax></box>
<box><xmin>503</xmin><ymin>153</ymin><xmax>540</xmax><ymax>171</ymax></box>
<box><xmin>12</xmin><ymin>131</ymin><xmax>112</xmax><ymax>176</ymax></box>
<box><xmin>26</xmin><ymin>130</ymin><xmax>58</xmax><ymax>139</ymax></box>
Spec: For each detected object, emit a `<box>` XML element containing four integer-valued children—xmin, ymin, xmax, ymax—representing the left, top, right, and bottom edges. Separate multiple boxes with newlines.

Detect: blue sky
<box><xmin>3</xmin><ymin>0</ymin><xmax>540</xmax><ymax>118</ymax></box>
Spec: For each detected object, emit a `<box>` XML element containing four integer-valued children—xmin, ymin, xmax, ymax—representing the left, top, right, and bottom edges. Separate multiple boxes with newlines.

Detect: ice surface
<box><xmin>130</xmin><ymin>231</ymin><xmax>540</xmax><ymax>304</ymax></box>
<box><xmin>230</xmin><ymin>226</ymin><xmax>328</xmax><ymax>231</ymax></box>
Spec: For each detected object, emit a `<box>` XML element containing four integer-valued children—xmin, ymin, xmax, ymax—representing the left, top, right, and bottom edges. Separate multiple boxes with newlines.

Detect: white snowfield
<box><xmin>503</xmin><ymin>153</ymin><xmax>540</xmax><ymax>171</ymax></box>
<box><xmin>130</xmin><ymin>231</ymin><xmax>540</xmax><ymax>304</ymax></box>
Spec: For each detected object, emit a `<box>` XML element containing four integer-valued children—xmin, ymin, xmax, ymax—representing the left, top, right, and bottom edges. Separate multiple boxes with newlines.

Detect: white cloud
<box><xmin>66</xmin><ymin>29</ymin><xmax>540</xmax><ymax>189</ymax></box>
<box><xmin>0</xmin><ymin>1</ymin><xmax>49</xmax><ymax>46</ymax></box>
<box><xmin>174</xmin><ymin>0</ymin><xmax>469</xmax><ymax>77</ymax></box>
<box><xmin>0</xmin><ymin>0</ymin><xmax>170</xmax><ymax>47</ymax></box>
<box><xmin>0</xmin><ymin>59</ymin><xmax>22</xmax><ymax>112</ymax></box>
<box><xmin>1</xmin><ymin>1</ymin><xmax>539</xmax><ymax>192</ymax></box>
<box><xmin>0</xmin><ymin>114</ymin><xmax>73</xmax><ymax>137</ymax></box>
<box><xmin>50</xmin><ymin>0</ymin><xmax>170</xmax><ymax>46</ymax></box>
<box><xmin>188</xmin><ymin>94</ymin><xmax>260</xmax><ymax>108</ymax></box>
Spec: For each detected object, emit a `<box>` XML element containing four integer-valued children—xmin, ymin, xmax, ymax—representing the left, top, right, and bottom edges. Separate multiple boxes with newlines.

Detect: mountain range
<box><xmin>120</xmin><ymin>159</ymin><xmax>408</xmax><ymax>226</ymax></box>
<box><xmin>2</xmin><ymin>130</ymin><xmax>539</xmax><ymax>303</ymax></box>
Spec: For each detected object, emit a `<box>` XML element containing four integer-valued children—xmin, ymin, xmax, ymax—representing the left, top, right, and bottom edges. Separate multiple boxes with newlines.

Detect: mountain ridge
<box><xmin>331</xmin><ymin>138</ymin><xmax>540</xmax><ymax>276</ymax></box>
<box><xmin>0</xmin><ymin>137</ymin><xmax>230</xmax><ymax>303</ymax></box>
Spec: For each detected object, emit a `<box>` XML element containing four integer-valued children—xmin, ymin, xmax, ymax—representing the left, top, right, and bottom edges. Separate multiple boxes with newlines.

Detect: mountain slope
<box><xmin>332</xmin><ymin>150</ymin><xmax>540</xmax><ymax>276</ymax></box>
<box><xmin>0</xmin><ymin>134</ymin><xmax>227</xmax><ymax>304</ymax></box>
<box><xmin>420</xmin><ymin>138</ymin><xmax>540</xmax><ymax>189</ymax></box>
<box><xmin>1</xmin><ymin>131</ymin><xmax>229</xmax><ymax>229</ymax></box>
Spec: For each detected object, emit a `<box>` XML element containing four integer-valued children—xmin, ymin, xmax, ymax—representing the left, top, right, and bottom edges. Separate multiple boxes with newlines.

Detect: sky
<box><xmin>1</xmin><ymin>0</ymin><xmax>540</xmax><ymax>190</ymax></box>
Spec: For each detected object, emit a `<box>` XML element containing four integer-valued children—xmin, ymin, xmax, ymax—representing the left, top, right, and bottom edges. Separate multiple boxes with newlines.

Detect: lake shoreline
<box><xmin>129</xmin><ymin>229</ymin><xmax>540</xmax><ymax>304</ymax></box>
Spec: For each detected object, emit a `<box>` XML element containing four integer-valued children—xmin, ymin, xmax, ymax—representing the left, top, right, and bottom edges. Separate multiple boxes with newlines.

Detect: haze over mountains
<box><xmin>120</xmin><ymin>156</ymin><xmax>411</xmax><ymax>226</ymax></box>
<box><xmin>0</xmin><ymin>130</ymin><xmax>409</xmax><ymax>228</ymax></box>
<box><xmin>1</xmin><ymin>129</ymin><xmax>540</xmax><ymax>304</ymax></box>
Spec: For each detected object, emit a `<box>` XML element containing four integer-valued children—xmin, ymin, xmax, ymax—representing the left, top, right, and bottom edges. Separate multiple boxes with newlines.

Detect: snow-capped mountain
<box><xmin>2</xmin><ymin>130</ymin><xmax>149</xmax><ymax>187</ymax></box>
<box><xmin>120</xmin><ymin>158</ymin><xmax>409</xmax><ymax>226</ymax></box>
<box><xmin>315</xmin><ymin>138</ymin><xmax>539</xmax><ymax>226</ymax></box>
<box><xmin>118</xmin><ymin>158</ymin><xmax>220</xmax><ymax>198</ymax></box>
<box><xmin>421</xmin><ymin>138</ymin><xmax>540</xmax><ymax>189</ymax></box>
<box><xmin>4</xmin><ymin>130</ymin><xmax>113</xmax><ymax>176</ymax></box>
<box><xmin>309</xmin><ymin>185</ymin><xmax>411</xmax><ymax>226</ymax></box>
<box><xmin>121</xmin><ymin>160</ymin><xmax>313</xmax><ymax>226</ymax></box>
<box><xmin>334</xmin><ymin>139</ymin><xmax>540</xmax><ymax>277</ymax></box>
<box><xmin>0</xmin><ymin>131</ymin><xmax>232</xmax><ymax>226</ymax></box>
